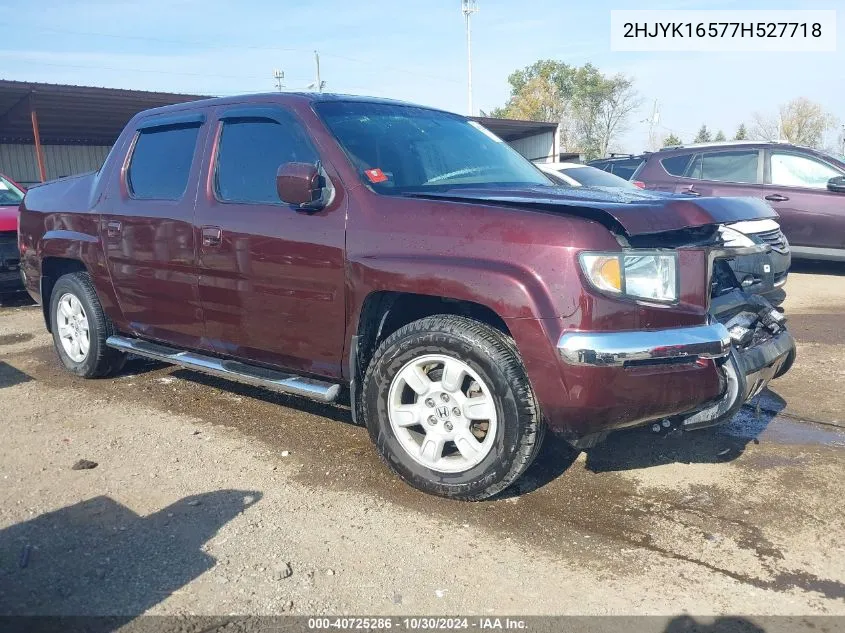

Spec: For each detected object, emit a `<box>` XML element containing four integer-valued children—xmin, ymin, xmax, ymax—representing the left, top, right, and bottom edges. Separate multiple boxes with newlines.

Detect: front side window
<box><xmin>0</xmin><ymin>174</ymin><xmax>24</xmax><ymax>206</ymax></box>
<box><xmin>216</xmin><ymin>116</ymin><xmax>319</xmax><ymax>204</ymax></box>
<box><xmin>770</xmin><ymin>152</ymin><xmax>842</xmax><ymax>189</ymax></box>
<box><xmin>128</xmin><ymin>124</ymin><xmax>200</xmax><ymax>200</ymax></box>
<box><xmin>314</xmin><ymin>101</ymin><xmax>550</xmax><ymax>194</ymax></box>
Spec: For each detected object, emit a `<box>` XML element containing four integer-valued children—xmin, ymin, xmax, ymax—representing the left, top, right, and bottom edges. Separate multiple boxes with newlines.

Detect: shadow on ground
<box><xmin>582</xmin><ymin>390</ymin><xmax>786</xmax><ymax>474</ymax></box>
<box><xmin>0</xmin><ymin>489</ymin><xmax>261</xmax><ymax>622</ymax></box>
<box><xmin>507</xmin><ymin>389</ymin><xmax>788</xmax><ymax>496</ymax></box>
<box><xmin>0</xmin><ymin>292</ymin><xmax>35</xmax><ymax>308</ymax></box>
<box><xmin>0</xmin><ymin>361</ymin><xmax>32</xmax><ymax>389</ymax></box>
<box><xmin>663</xmin><ymin>615</ymin><xmax>765</xmax><ymax>632</ymax></box>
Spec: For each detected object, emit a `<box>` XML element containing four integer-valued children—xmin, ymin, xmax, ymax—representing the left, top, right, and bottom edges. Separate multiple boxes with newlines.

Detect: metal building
<box><xmin>0</xmin><ymin>80</ymin><xmax>203</xmax><ymax>187</ymax></box>
<box><xmin>470</xmin><ymin>116</ymin><xmax>559</xmax><ymax>164</ymax></box>
<box><xmin>0</xmin><ymin>80</ymin><xmax>560</xmax><ymax>187</ymax></box>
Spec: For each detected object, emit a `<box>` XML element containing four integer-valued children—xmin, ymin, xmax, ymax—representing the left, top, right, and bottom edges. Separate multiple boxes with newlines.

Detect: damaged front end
<box><xmin>675</xmin><ymin>246</ymin><xmax>796</xmax><ymax>431</ymax></box>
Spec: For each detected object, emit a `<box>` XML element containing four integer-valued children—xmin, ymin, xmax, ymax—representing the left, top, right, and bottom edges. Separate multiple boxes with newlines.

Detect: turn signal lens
<box><xmin>581</xmin><ymin>254</ymin><xmax>623</xmax><ymax>294</ymax></box>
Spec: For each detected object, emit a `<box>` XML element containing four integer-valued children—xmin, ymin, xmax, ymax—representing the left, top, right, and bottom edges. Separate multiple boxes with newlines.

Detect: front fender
<box><xmin>348</xmin><ymin>254</ymin><xmax>559</xmax><ymax>327</ymax></box>
<box><xmin>346</xmin><ymin>254</ymin><xmax>571</xmax><ymax>418</ymax></box>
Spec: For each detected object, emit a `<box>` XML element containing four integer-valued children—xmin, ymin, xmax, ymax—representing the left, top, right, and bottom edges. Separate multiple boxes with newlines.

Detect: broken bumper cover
<box><xmin>681</xmin><ymin>329</ymin><xmax>795</xmax><ymax>430</ymax></box>
<box><xmin>557</xmin><ymin>322</ymin><xmax>731</xmax><ymax>367</ymax></box>
<box><xmin>555</xmin><ymin>320</ymin><xmax>795</xmax><ymax>436</ymax></box>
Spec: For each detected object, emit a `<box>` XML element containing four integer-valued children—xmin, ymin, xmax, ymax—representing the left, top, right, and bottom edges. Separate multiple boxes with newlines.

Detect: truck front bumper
<box><xmin>554</xmin><ymin>316</ymin><xmax>795</xmax><ymax>439</ymax></box>
<box><xmin>558</xmin><ymin>322</ymin><xmax>731</xmax><ymax>367</ymax></box>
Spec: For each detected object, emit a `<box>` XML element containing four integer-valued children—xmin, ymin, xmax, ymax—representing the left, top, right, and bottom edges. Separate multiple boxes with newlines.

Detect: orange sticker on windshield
<box><xmin>364</xmin><ymin>168</ymin><xmax>388</xmax><ymax>183</ymax></box>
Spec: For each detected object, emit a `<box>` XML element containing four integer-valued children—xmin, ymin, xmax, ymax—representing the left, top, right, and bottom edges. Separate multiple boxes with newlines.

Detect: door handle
<box><xmin>106</xmin><ymin>221</ymin><xmax>122</xmax><ymax>237</ymax></box>
<box><xmin>681</xmin><ymin>187</ymin><xmax>701</xmax><ymax>197</ymax></box>
<box><xmin>201</xmin><ymin>226</ymin><xmax>222</xmax><ymax>247</ymax></box>
<box><xmin>765</xmin><ymin>193</ymin><xmax>789</xmax><ymax>202</ymax></box>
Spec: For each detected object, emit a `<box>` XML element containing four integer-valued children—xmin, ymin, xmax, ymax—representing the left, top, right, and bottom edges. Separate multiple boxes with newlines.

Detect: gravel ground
<box><xmin>1</xmin><ymin>266</ymin><xmax>844</xmax><ymax>619</ymax></box>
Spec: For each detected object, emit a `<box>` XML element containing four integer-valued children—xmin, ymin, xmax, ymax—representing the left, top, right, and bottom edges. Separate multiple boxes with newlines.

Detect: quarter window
<box><xmin>770</xmin><ymin>152</ymin><xmax>842</xmax><ymax>188</ymax></box>
<box><xmin>660</xmin><ymin>153</ymin><xmax>695</xmax><ymax>177</ymax></box>
<box><xmin>687</xmin><ymin>150</ymin><xmax>759</xmax><ymax>183</ymax></box>
<box><xmin>128</xmin><ymin>124</ymin><xmax>200</xmax><ymax>200</ymax></box>
<box><xmin>215</xmin><ymin>116</ymin><xmax>318</xmax><ymax>204</ymax></box>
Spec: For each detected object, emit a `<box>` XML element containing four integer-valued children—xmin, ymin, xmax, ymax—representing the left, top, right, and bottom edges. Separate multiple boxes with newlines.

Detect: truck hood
<box><xmin>407</xmin><ymin>185</ymin><xmax>778</xmax><ymax>237</ymax></box>
<box><xmin>0</xmin><ymin>204</ymin><xmax>17</xmax><ymax>232</ymax></box>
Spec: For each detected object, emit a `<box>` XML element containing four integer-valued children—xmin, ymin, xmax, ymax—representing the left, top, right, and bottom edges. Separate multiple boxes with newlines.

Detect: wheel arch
<box><xmin>40</xmin><ymin>257</ymin><xmax>90</xmax><ymax>333</ymax></box>
<box><xmin>38</xmin><ymin>228</ymin><xmax>124</xmax><ymax>334</ymax></box>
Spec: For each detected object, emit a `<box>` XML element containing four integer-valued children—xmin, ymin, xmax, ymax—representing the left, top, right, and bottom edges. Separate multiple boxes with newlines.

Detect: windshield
<box><xmin>559</xmin><ymin>166</ymin><xmax>638</xmax><ymax>189</ymax></box>
<box><xmin>0</xmin><ymin>174</ymin><xmax>23</xmax><ymax>206</ymax></box>
<box><xmin>314</xmin><ymin>101</ymin><xmax>552</xmax><ymax>194</ymax></box>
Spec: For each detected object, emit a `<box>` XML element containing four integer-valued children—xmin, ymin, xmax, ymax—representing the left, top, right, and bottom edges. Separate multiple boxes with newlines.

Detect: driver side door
<box><xmin>194</xmin><ymin>106</ymin><xmax>348</xmax><ymax>378</ymax></box>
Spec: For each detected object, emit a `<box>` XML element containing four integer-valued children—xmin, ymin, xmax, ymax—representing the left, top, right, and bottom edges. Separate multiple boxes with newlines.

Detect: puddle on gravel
<box><xmin>724</xmin><ymin>408</ymin><xmax>845</xmax><ymax>447</ymax></box>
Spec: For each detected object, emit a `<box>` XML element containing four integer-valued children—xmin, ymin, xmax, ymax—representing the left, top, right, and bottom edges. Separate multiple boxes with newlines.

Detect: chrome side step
<box><xmin>106</xmin><ymin>335</ymin><xmax>341</xmax><ymax>403</ymax></box>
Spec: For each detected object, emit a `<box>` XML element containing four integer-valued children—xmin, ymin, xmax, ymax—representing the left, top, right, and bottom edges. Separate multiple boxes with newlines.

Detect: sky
<box><xmin>2</xmin><ymin>0</ymin><xmax>843</xmax><ymax>153</ymax></box>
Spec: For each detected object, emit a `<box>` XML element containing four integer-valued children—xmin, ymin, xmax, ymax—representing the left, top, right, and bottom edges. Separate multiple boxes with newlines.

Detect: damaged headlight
<box><xmin>580</xmin><ymin>251</ymin><xmax>678</xmax><ymax>303</ymax></box>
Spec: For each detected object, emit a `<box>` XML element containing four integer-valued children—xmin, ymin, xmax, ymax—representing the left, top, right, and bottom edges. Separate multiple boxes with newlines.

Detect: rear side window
<box><xmin>215</xmin><ymin>116</ymin><xmax>318</xmax><ymax>204</ymax></box>
<box><xmin>660</xmin><ymin>153</ymin><xmax>695</xmax><ymax>177</ymax></box>
<box><xmin>128</xmin><ymin>124</ymin><xmax>201</xmax><ymax>200</ymax></box>
<box><xmin>694</xmin><ymin>150</ymin><xmax>759</xmax><ymax>183</ymax></box>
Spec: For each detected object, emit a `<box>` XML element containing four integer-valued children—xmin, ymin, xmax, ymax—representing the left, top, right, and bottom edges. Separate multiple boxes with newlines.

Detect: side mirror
<box><xmin>827</xmin><ymin>175</ymin><xmax>845</xmax><ymax>194</ymax></box>
<box><xmin>276</xmin><ymin>162</ymin><xmax>327</xmax><ymax>210</ymax></box>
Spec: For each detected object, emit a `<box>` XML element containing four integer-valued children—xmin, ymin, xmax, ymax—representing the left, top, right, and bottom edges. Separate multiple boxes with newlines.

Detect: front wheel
<box><xmin>362</xmin><ymin>315</ymin><xmax>544</xmax><ymax>500</ymax></box>
<box><xmin>49</xmin><ymin>271</ymin><xmax>126</xmax><ymax>378</ymax></box>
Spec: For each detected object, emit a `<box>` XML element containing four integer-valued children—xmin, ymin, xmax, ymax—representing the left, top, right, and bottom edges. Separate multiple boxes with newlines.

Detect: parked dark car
<box><xmin>588</xmin><ymin>154</ymin><xmax>647</xmax><ymax>181</ymax></box>
<box><xmin>18</xmin><ymin>94</ymin><xmax>795</xmax><ymax>499</ymax></box>
<box><xmin>634</xmin><ymin>141</ymin><xmax>845</xmax><ymax>262</ymax></box>
<box><xmin>0</xmin><ymin>172</ymin><xmax>25</xmax><ymax>294</ymax></box>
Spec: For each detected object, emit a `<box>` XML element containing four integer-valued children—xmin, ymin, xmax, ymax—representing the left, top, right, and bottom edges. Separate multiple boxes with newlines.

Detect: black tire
<box><xmin>49</xmin><ymin>271</ymin><xmax>126</xmax><ymax>378</ymax></box>
<box><xmin>362</xmin><ymin>315</ymin><xmax>544</xmax><ymax>500</ymax></box>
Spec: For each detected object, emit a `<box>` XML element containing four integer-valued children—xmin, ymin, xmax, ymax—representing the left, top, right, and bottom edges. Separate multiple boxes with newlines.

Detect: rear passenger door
<box><xmin>194</xmin><ymin>106</ymin><xmax>347</xmax><ymax>378</ymax></box>
<box><xmin>666</xmin><ymin>149</ymin><xmax>763</xmax><ymax>199</ymax></box>
<box><xmin>101</xmin><ymin>113</ymin><xmax>210</xmax><ymax>350</ymax></box>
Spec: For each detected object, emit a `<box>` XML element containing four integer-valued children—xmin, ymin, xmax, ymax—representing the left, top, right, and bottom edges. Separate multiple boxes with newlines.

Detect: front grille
<box><xmin>755</xmin><ymin>228</ymin><xmax>789</xmax><ymax>254</ymax></box>
<box><xmin>0</xmin><ymin>231</ymin><xmax>20</xmax><ymax>271</ymax></box>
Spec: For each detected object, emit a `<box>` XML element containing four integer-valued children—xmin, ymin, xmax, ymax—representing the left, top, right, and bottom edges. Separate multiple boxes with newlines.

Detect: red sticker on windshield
<box><xmin>364</xmin><ymin>168</ymin><xmax>388</xmax><ymax>183</ymax></box>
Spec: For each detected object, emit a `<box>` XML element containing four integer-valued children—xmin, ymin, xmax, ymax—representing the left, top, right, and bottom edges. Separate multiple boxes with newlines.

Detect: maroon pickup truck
<box><xmin>18</xmin><ymin>94</ymin><xmax>795</xmax><ymax>499</ymax></box>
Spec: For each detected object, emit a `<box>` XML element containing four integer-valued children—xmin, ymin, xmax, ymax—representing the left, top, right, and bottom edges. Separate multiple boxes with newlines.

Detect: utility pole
<box><xmin>841</xmin><ymin>124</ymin><xmax>845</xmax><ymax>155</ymax></box>
<box><xmin>461</xmin><ymin>0</ymin><xmax>479</xmax><ymax>116</ymax></box>
<box><xmin>640</xmin><ymin>99</ymin><xmax>660</xmax><ymax>149</ymax></box>
<box><xmin>314</xmin><ymin>50</ymin><xmax>325</xmax><ymax>92</ymax></box>
<box><xmin>273</xmin><ymin>69</ymin><xmax>285</xmax><ymax>92</ymax></box>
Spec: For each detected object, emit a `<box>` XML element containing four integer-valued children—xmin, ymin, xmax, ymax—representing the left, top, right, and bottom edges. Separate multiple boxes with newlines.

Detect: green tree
<box><xmin>492</xmin><ymin>60</ymin><xmax>640</xmax><ymax>160</ymax></box>
<box><xmin>693</xmin><ymin>125</ymin><xmax>712</xmax><ymax>143</ymax></box>
<box><xmin>714</xmin><ymin>130</ymin><xmax>726</xmax><ymax>142</ymax></box>
<box><xmin>751</xmin><ymin>98</ymin><xmax>837</xmax><ymax>148</ymax></box>
<box><xmin>734</xmin><ymin>123</ymin><xmax>748</xmax><ymax>140</ymax></box>
<box><xmin>662</xmin><ymin>133</ymin><xmax>682</xmax><ymax>147</ymax></box>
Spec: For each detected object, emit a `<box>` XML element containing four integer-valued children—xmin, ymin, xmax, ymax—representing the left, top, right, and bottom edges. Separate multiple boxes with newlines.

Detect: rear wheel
<box><xmin>49</xmin><ymin>272</ymin><xmax>126</xmax><ymax>378</ymax></box>
<box><xmin>362</xmin><ymin>315</ymin><xmax>544</xmax><ymax>500</ymax></box>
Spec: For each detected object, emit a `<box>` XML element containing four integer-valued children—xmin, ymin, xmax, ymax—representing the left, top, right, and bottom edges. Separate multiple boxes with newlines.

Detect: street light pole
<box><xmin>462</xmin><ymin>0</ymin><xmax>478</xmax><ymax>116</ymax></box>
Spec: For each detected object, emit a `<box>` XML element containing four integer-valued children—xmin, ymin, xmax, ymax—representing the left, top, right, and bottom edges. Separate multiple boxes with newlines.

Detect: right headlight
<box><xmin>580</xmin><ymin>251</ymin><xmax>679</xmax><ymax>303</ymax></box>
